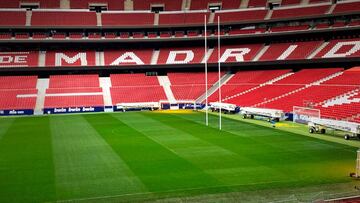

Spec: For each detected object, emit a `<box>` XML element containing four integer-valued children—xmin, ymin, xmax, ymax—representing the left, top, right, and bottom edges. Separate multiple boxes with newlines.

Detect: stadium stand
<box><xmin>104</xmin><ymin>49</ymin><xmax>153</xmax><ymax>66</ymax></box>
<box><xmin>281</xmin><ymin>0</ymin><xmax>302</xmax><ymax>6</ymax></box>
<box><xmin>157</xmin><ymin>47</ymin><xmax>204</xmax><ymax>64</ymax></box>
<box><xmin>247</xmin><ymin>0</ymin><xmax>268</xmax><ymax>8</ymax></box>
<box><xmin>110</xmin><ymin>73</ymin><xmax>166</xmax><ymax>103</ymax></box>
<box><xmin>158</xmin><ymin>11</ymin><xmax>209</xmax><ymax>25</ymax></box>
<box><xmin>0</xmin><ymin>0</ymin><xmax>60</xmax><ymax>8</ymax></box>
<box><xmin>101</xmin><ymin>12</ymin><xmax>154</xmax><ymax>26</ymax></box>
<box><xmin>44</xmin><ymin>75</ymin><xmax>103</xmax><ymax>108</ymax></box>
<box><xmin>270</xmin><ymin>4</ymin><xmax>331</xmax><ymax>19</ymax></box>
<box><xmin>208</xmin><ymin>44</ymin><xmax>264</xmax><ymax>63</ymax></box>
<box><xmin>259</xmin><ymin>41</ymin><xmax>322</xmax><ymax>60</ymax></box>
<box><xmin>0</xmin><ymin>10</ymin><xmax>26</xmax><ymax>26</ymax></box>
<box><xmin>314</xmin><ymin>38</ymin><xmax>360</xmax><ymax>58</ymax></box>
<box><xmin>209</xmin><ymin>70</ymin><xmax>292</xmax><ymax>101</ymax></box>
<box><xmin>133</xmin><ymin>0</ymin><xmax>182</xmax><ymax>11</ymax></box>
<box><xmin>0</xmin><ymin>76</ymin><xmax>38</xmax><ymax>110</ymax></box>
<box><xmin>45</xmin><ymin>51</ymin><xmax>96</xmax><ymax>67</ymax></box>
<box><xmin>70</xmin><ymin>0</ymin><xmax>124</xmax><ymax>10</ymax></box>
<box><xmin>111</xmin><ymin>86</ymin><xmax>167</xmax><ymax>103</ymax></box>
<box><xmin>111</xmin><ymin>74</ymin><xmax>160</xmax><ymax>86</ymax></box>
<box><xmin>189</xmin><ymin>0</ymin><xmax>242</xmax><ymax>10</ymax></box>
<box><xmin>31</xmin><ymin>10</ymin><xmax>97</xmax><ymax>27</ymax></box>
<box><xmin>228</xmin><ymin>28</ymin><xmax>266</xmax><ymax>35</ymax></box>
<box><xmin>48</xmin><ymin>75</ymin><xmax>100</xmax><ymax>88</ymax></box>
<box><xmin>269</xmin><ymin>25</ymin><xmax>309</xmax><ymax>32</ymax></box>
<box><xmin>332</xmin><ymin>1</ymin><xmax>360</xmax><ymax>14</ymax></box>
<box><xmin>214</xmin><ymin>9</ymin><xmax>268</xmax><ymax>23</ymax></box>
<box><xmin>0</xmin><ymin>33</ymin><xmax>12</xmax><ymax>39</ymax></box>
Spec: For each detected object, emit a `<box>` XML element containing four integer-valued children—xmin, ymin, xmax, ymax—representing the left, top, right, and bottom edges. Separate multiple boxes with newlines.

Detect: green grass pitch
<box><xmin>0</xmin><ymin>111</ymin><xmax>359</xmax><ymax>202</ymax></box>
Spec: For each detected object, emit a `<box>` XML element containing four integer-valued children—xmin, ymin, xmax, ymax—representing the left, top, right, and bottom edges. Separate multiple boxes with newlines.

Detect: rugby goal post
<box><xmin>293</xmin><ymin>106</ymin><xmax>320</xmax><ymax>124</ymax></box>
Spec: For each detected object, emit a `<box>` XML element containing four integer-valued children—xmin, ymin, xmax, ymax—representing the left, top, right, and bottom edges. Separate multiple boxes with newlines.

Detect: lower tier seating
<box><xmin>44</xmin><ymin>95</ymin><xmax>104</xmax><ymax>108</ymax></box>
<box><xmin>111</xmin><ymin>87</ymin><xmax>166</xmax><ymax>104</ymax></box>
<box><xmin>0</xmin><ymin>89</ymin><xmax>37</xmax><ymax>110</ymax></box>
<box><xmin>44</xmin><ymin>87</ymin><xmax>104</xmax><ymax>108</ymax></box>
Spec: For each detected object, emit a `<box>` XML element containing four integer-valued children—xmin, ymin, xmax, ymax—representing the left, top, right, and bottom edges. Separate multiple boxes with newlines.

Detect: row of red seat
<box><xmin>0</xmin><ymin>70</ymin><xmax>359</xmax><ymax>122</ymax></box>
<box><xmin>1</xmin><ymin>19</ymin><xmax>357</xmax><ymax>40</ymax></box>
<box><xmin>1</xmin><ymin>1</ymin><xmax>359</xmax><ymax>27</ymax></box>
<box><xmin>2</xmin><ymin>38</ymin><xmax>358</xmax><ymax>68</ymax></box>
<box><xmin>0</xmin><ymin>0</ymin><xmax>352</xmax><ymax>11</ymax></box>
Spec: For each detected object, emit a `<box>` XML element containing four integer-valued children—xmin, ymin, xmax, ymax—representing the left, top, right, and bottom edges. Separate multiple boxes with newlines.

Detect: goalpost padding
<box><xmin>293</xmin><ymin>106</ymin><xmax>320</xmax><ymax>124</ymax></box>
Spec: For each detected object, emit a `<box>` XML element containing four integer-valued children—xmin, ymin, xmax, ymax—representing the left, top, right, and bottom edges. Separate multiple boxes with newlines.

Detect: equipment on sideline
<box><xmin>209</xmin><ymin>102</ymin><xmax>239</xmax><ymax>114</ymax></box>
<box><xmin>116</xmin><ymin>102</ymin><xmax>160</xmax><ymax>111</ymax></box>
<box><xmin>308</xmin><ymin>117</ymin><xmax>360</xmax><ymax>140</ymax></box>
<box><xmin>241</xmin><ymin>107</ymin><xmax>284</xmax><ymax>122</ymax></box>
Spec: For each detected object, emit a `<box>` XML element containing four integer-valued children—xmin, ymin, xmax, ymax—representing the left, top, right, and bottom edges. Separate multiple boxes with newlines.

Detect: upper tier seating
<box><xmin>271</xmin><ymin>4</ymin><xmax>330</xmax><ymax>19</ymax></box>
<box><xmin>133</xmin><ymin>0</ymin><xmax>182</xmax><ymax>11</ymax></box>
<box><xmin>70</xmin><ymin>0</ymin><xmax>124</xmax><ymax>10</ymax></box>
<box><xmin>0</xmin><ymin>11</ymin><xmax>26</xmax><ymax>26</ymax></box>
<box><xmin>158</xmin><ymin>12</ymin><xmax>209</xmax><ymax>25</ymax></box>
<box><xmin>190</xmin><ymin>0</ymin><xmax>242</xmax><ymax>10</ymax></box>
<box><xmin>0</xmin><ymin>76</ymin><xmax>37</xmax><ymax>89</ymax></box>
<box><xmin>157</xmin><ymin>47</ymin><xmax>204</xmax><ymax>64</ymax></box>
<box><xmin>214</xmin><ymin>9</ymin><xmax>268</xmax><ymax>23</ymax></box>
<box><xmin>0</xmin><ymin>0</ymin><xmax>60</xmax><ymax>8</ymax></box>
<box><xmin>104</xmin><ymin>49</ymin><xmax>153</xmax><ymax>66</ymax></box>
<box><xmin>269</xmin><ymin>25</ymin><xmax>309</xmax><ymax>32</ymax></box>
<box><xmin>229</xmin><ymin>28</ymin><xmax>266</xmax><ymax>35</ymax></box>
<box><xmin>314</xmin><ymin>38</ymin><xmax>360</xmax><ymax>59</ymax></box>
<box><xmin>281</xmin><ymin>0</ymin><xmax>302</xmax><ymax>6</ymax></box>
<box><xmin>111</xmin><ymin>74</ymin><xmax>159</xmax><ymax>86</ymax></box>
<box><xmin>49</xmin><ymin>75</ymin><xmax>100</xmax><ymax>88</ymax></box>
<box><xmin>247</xmin><ymin>0</ymin><xmax>268</xmax><ymax>8</ymax></box>
<box><xmin>45</xmin><ymin>51</ymin><xmax>96</xmax><ymax>67</ymax></box>
<box><xmin>259</xmin><ymin>41</ymin><xmax>322</xmax><ymax>61</ymax></box>
<box><xmin>208</xmin><ymin>44</ymin><xmax>264</xmax><ymax>63</ymax></box>
<box><xmin>102</xmin><ymin>12</ymin><xmax>154</xmax><ymax>26</ymax></box>
<box><xmin>332</xmin><ymin>1</ymin><xmax>360</xmax><ymax>14</ymax></box>
<box><xmin>31</xmin><ymin>11</ymin><xmax>97</xmax><ymax>27</ymax></box>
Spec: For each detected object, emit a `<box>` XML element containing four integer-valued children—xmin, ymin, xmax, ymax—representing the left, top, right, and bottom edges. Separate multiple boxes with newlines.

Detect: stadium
<box><xmin>0</xmin><ymin>0</ymin><xmax>360</xmax><ymax>202</ymax></box>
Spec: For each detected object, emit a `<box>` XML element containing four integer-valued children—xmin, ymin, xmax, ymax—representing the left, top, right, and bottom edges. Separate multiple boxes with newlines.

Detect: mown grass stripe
<box><xmin>0</xmin><ymin>117</ymin><xmax>56</xmax><ymax>203</ymax></box>
<box><xmin>50</xmin><ymin>115</ymin><xmax>147</xmax><ymax>201</ymax></box>
<box><xmin>145</xmin><ymin>112</ymin><xmax>356</xmax><ymax>186</ymax></box>
<box><xmin>0</xmin><ymin>117</ymin><xmax>15</xmax><ymax>140</ymax></box>
<box><xmin>113</xmin><ymin>112</ymin><xmax>291</xmax><ymax>186</ymax></box>
<box><xmin>84</xmin><ymin>113</ymin><xmax>227</xmax><ymax>193</ymax></box>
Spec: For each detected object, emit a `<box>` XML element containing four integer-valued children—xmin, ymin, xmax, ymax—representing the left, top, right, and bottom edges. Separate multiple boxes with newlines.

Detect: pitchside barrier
<box><xmin>43</xmin><ymin>106</ymin><xmax>104</xmax><ymax>114</ymax></box>
<box><xmin>293</xmin><ymin>106</ymin><xmax>320</xmax><ymax>124</ymax></box>
<box><xmin>159</xmin><ymin>100</ymin><xmax>205</xmax><ymax>110</ymax></box>
<box><xmin>0</xmin><ymin>109</ymin><xmax>34</xmax><ymax>116</ymax></box>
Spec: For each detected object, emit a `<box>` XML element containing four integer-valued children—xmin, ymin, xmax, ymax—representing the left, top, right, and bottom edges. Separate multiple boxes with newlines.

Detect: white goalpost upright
<box><xmin>217</xmin><ymin>16</ymin><xmax>222</xmax><ymax>130</ymax></box>
<box><xmin>204</xmin><ymin>15</ymin><xmax>208</xmax><ymax>126</ymax></box>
